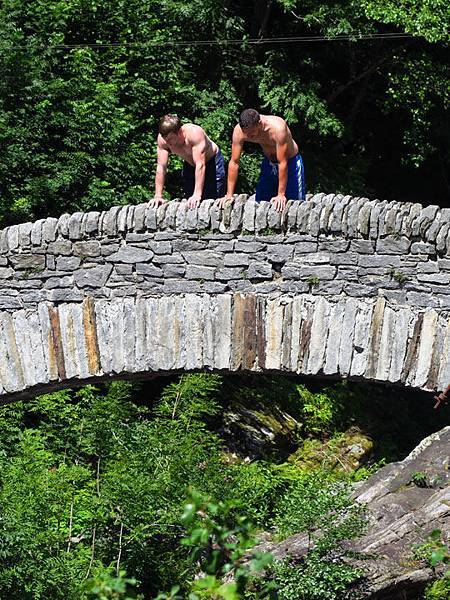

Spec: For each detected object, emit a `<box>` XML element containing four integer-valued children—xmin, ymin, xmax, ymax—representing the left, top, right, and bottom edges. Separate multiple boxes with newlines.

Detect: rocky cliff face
<box><xmin>260</xmin><ymin>426</ymin><xmax>450</xmax><ymax>599</ymax></box>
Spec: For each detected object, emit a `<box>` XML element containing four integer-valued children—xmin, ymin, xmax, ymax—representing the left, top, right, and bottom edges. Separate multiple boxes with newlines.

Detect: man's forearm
<box><xmin>193</xmin><ymin>162</ymin><xmax>206</xmax><ymax>197</ymax></box>
<box><xmin>277</xmin><ymin>161</ymin><xmax>288</xmax><ymax>196</ymax></box>
<box><xmin>154</xmin><ymin>166</ymin><xmax>166</xmax><ymax>197</ymax></box>
<box><xmin>434</xmin><ymin>383</ymin><xmax>450</xmax><ymax>409</ymax></box>
<box><xmin>226</xmin><ymin>160</ymin><xmax>239</xmax><ymax>197</ymax></box>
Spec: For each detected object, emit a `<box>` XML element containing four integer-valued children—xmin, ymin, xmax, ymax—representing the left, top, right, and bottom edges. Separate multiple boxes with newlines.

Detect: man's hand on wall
<box><xmin>433</xmin><ymin>391</ymin><xmax>448</xmax><ymax>409</ymax></box>
<box><xmin>187</xmin><ymin>194</ymin><xmax>201</xmax><ymax>209</ymax></box>
<box><xmin>271</xmin><ymin>194</ymin><xmax>287</xmax><ymax>212</ymax></box>
<box><xmin>216</xmin><ymin>196</ymin><xmax>234</xmax><ymax>209</ymax></box>
<box><xmin>148</xmin><ymin>197</ymin><xmax>166</xmax><ymax>208</ymax></box>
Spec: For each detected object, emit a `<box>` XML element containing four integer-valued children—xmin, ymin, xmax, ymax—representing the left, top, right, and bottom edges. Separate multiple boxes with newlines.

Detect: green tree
<box><xmin>168</xmin><ymin>491</ymin><xmax>275</xmax><ymax>599</ymax></box>
<box><xmin>1</xmin><ymin>0</ymin><xmax>449</xmax><ymax>227</ymax></box>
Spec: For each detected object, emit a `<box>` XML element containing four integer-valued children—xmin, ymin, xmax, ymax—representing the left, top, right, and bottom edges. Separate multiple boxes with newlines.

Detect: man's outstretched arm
<box><xmin>217</xmin><ymin>127</ymin><xmax>243</xmax><ymax>208</ymax></box>
<box><xmin>271</xmin><ymin>135</ymin><xmax>289</xmax><ymax>212</ymax></box>
<box><xmin>188</xmin><ymin>136</ymin><xmax>206</xmax><ymax>208</ymax></box>
<box><xmin>149</xmin><ymin>137</ymin><xmax>169</xmax><ymax>207</ymax></box>
<box><xmin>434</xmin><ymin>383</ymin><xmax>450</xmax><ymax>409</ymax></box>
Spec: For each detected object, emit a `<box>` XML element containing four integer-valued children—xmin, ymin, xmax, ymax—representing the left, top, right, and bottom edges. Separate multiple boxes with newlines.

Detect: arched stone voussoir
<box><xmin>0</xmin><ymin>293</ymin><xmax>448</xmax><ymax>404</ymax></box>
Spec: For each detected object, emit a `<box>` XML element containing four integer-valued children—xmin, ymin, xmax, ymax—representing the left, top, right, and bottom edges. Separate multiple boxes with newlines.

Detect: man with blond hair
<box><xmin>218</xmin><ymin>109</ymin><xmax>305</xmax><ymax>212</ymax></box>
<box><xmin>149</xmin><ymin>114</ymin><xmax>225</xmax><ymax>209</ymax></box>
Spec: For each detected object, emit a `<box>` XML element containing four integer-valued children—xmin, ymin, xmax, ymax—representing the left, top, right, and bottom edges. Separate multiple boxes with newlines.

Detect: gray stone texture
<box><xmin>0</xmin><ymin>194</ymin><xmax>449</xmax><ymax>401</ymax></box>
<box><xmin>258</xmin><ymin>427</ymin><xmax>450</xmax><ymax>600</ymax></box>
<box><xmin>106</xmin><ymin>246</ymin><xmax>154</xmax><ymax>263</ymax></box>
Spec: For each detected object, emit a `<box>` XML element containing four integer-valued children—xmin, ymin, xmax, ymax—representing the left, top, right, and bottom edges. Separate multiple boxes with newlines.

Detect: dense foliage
<box><xmin>0</xmin><ymin>1</ymin><xmax>449</xmax><ymax>226</ymax></box>
<box><xmin>420</xmin><ymin>530</ymin><xmax>450</xmax><ymax>600</ymax></box>
<box><xmin>0</xmin><ymin>374</ymin><xmax>447</xmax><ymax>598</ymax></box>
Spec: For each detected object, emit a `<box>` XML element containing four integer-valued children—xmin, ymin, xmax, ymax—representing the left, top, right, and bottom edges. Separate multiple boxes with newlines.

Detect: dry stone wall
<box><xmin>0</xmin><ymin>193</ymin><xmax>449</xmax><ymax>402</ymax></box>
<box><xmin>1</xmin><ymin>193</ymin><xmax>450</xmax><ymax>309</ymax></box>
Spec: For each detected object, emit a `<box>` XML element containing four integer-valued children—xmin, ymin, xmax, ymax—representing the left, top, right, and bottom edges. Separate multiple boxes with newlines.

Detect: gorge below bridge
<box><xmin>0</xmin><ymin>193</ymin><xmax>450</xmax><ymax>404</ymax></box>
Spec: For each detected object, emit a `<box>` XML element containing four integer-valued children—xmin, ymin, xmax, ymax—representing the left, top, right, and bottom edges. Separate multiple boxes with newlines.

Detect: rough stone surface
<box><xmin>0</xmin><ymin>292</ymin><xmax>448</xmax><ymax>403</ymax></box>
<box><xmin>106</xmin><ymin>246</ymin><xmax>154</xmax><ymax>263</ymax></box>
<box><xmin>258</xmin><ymin>427</ymin><xmax>450</xmax><ymax>600</ymax></box>
<box><xmin>0</xmin><ymin>194</ymin><xmax>450</xmax><ymax>401</ymax></box>
<box><xmin>74</xmin><ymin>265</ymin><xmax>113</xmax><ymax>288</ymax></box>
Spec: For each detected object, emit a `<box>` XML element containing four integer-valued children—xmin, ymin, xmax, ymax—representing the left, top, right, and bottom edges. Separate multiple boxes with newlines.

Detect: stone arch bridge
<box><xmin>0</xmin><ymin>193</ymin><xmax>449</xmax><ymax>404</ymax></box>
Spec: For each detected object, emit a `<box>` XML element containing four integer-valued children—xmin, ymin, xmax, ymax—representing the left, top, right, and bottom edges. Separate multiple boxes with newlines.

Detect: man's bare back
<box><xmin>158</xmin><ymin>124</ymin><xmax>218</xmax><ymax>165</ymax></box>
<box><xmin>234</xmin><ymin>115</ymin><xmax>298</xmax><ymax>162</ymax></box>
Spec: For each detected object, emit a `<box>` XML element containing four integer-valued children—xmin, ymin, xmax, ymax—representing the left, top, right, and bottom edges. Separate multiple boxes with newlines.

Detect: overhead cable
<box><xmin>0</xmin><ymin>32</ymin><xmax>416</xmax><ymax>52</ymax></box>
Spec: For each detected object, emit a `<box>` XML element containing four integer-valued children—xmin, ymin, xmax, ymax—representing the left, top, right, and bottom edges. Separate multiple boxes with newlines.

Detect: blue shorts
<box><xmin>255</xmin><ymin>154</ymin><xmax>306</xmax><ymax>202</ymax></box>
<box><xmin>182</xmin><ymin>149</ymin><xmax>226</xmax><ymax>200</ymax></box>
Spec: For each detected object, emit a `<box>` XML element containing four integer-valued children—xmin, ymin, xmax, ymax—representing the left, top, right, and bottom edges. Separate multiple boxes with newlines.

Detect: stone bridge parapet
<box><xmin>0</xmin><ymin>193</ymin><xmax>450</xmax><ymax>310</ymax></box>
<box><xmin>0</xmin><ymin>193</ymin><xmax>449</xmax><ymax>402</ymax></box>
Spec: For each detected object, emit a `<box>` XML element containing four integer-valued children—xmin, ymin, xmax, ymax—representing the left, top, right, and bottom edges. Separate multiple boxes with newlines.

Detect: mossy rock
<box><xmin>219</xmin><ymin>401</ymin><xmax>301</xmax><ymax>461</ymax></box>
<box><xmin>288</xmin><ymin>427</ymin><xmax>374</xmax><ymax>474</ymax></box>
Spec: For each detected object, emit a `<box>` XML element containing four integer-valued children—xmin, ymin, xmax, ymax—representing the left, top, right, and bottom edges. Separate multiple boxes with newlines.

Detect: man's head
<box><xmin>159</xmin><ymin>114</ymin><xmax>182</xmax><ymax>143</ymax></box>
<box><xmin>239</xmin><ymin>109</ymin><xmax>261</xmax><ymax>135</ymax></box>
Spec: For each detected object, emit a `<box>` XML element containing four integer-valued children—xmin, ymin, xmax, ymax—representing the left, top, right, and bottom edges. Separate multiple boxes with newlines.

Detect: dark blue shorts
<box><xmin>255</xmin><ymin>154</ymin><xmax>306</xmax><ymax>202</ymax></box>
<box><xmin>182</xmin><ymin>149</ymin><xmax>226</xmax><ymax>200</ymax></box>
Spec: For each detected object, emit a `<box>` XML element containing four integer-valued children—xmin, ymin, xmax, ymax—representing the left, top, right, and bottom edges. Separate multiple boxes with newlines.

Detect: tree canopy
<box><xmin>0</xmin><ymin>0</ymin><xmax>448</xmax><ymax>224</ymax></box>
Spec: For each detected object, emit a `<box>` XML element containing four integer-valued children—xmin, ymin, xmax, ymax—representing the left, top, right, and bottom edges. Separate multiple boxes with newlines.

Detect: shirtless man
<box><xmin>218</xmin><ymin>108</ymin><xmax>305</xmax><ymax>212</ymax></box>
<box><xmin>149</xmin><ymin>114</ymin><xmax>225</xmax><ymax>209</ymax></box>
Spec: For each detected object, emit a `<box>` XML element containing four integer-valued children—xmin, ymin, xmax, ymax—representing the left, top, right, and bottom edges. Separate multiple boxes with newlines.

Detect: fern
<box><xmin>154</xmin><ymin>374</ymin><xmax>222</xmax><ymax>422</ymax></box>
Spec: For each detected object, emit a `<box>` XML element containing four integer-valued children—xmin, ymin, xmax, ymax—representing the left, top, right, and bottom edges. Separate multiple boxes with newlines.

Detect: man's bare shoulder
<box><xmin>183</xmin><ymin>123</ymin><xmax>206</xmax><ymax>143</ymax></box>
<box><xmin>263</xmin><ymin>114</ymin><xmax>288</xmax><ymax>132</ymax></box>
<box><xmin>263</xmin><ymin>115</ymin><xmax>290</xmax><ymax>143</ymax></box>
<box><xmin>232</xmin><ymin>123</ymin><xmax>245</xmax><ymax>143</ymax></box>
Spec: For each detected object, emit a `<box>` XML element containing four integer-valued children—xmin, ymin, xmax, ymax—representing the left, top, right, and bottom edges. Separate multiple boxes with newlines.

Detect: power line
<box><xmin>0</xmin><ymin>32</ymin><xmax>416</xmax><ymax>52</ymax></box>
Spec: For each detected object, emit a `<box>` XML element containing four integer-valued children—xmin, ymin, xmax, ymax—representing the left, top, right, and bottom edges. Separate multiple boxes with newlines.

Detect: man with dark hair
<box><xmin>218</xmin><ymin>109</ymin><xmax>305</xmax><ymax>211</ymax></box>
<box><xmin>149</xmin><ymin>114</ymin><xmax>225</xmax><ymax>209</ymax></box>
<box><xmin>239</xmin><ymin>108</ymin><xmax>260</xmax><ymax>130</ymax></box>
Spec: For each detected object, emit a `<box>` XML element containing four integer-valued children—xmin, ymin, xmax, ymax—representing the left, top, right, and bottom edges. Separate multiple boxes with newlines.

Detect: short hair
<box><xmin>239</xmin><ymin>108</ymin><xmax>260</xmax><ymax>130</ymax></box>
<box><xmin>159</xmin><ymin>114</ymin><xmax>182</xmax><ymax>136</ymax></box>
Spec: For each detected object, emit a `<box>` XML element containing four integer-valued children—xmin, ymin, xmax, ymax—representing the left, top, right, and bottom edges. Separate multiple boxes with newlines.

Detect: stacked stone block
<box><xmin>0</xmin><ymin>294</ymin><xmax>448</xmax><ymax>401</ymax></box>
<box><xmin>0</xmin><ymin>194</ymin><xmax>449</xmax><ymax>310</ymax></box>
<box><xmin>0</xmin><ymin>193</ymin><xmax>449</xmax><ymax>402</ymax></box>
